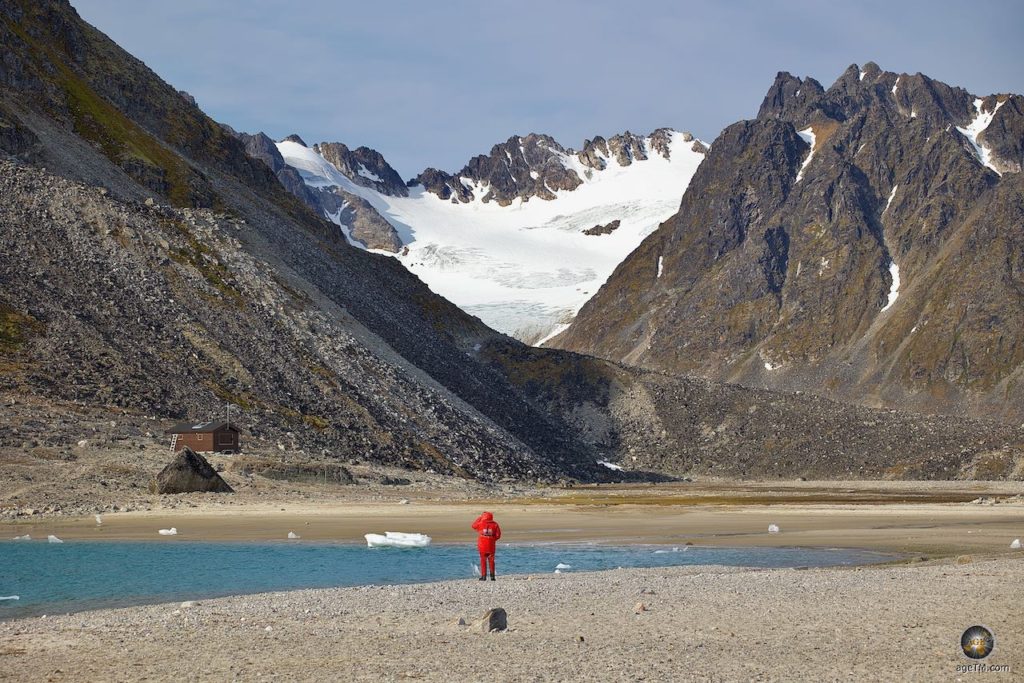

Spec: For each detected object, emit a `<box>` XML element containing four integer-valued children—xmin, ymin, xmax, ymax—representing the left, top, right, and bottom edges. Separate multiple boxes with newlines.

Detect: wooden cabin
<box><xmin>165</xmin><ymin>420</ymin><xmax>240</xmax><ymax>454</ymax></box>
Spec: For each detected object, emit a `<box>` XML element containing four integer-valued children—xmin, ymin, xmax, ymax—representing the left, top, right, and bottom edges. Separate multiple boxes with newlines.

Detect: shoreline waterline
<box><xmin>0</xmin><ymin>539</ymin><xmax>896</xmax><ymax>621</ymax></box>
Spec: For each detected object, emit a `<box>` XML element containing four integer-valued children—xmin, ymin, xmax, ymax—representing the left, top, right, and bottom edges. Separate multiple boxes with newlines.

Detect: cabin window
<box><xmin>196</xmin><ymin>434</ymin><xmax>204</xmax><ymax>441</ymax></box>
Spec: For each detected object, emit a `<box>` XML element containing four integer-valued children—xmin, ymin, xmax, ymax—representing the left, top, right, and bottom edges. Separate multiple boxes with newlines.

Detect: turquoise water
<box><xmin>0</xmin><ymin>541</ymin><xmax>890</xmax><ymax>620</ymax></box>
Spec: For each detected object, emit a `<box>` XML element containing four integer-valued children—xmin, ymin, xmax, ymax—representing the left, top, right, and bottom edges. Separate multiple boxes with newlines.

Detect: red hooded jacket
<box><xmin>472</xmin><ymin>512</ymin><xmax>501</xmax><ymax>553</ymax></box>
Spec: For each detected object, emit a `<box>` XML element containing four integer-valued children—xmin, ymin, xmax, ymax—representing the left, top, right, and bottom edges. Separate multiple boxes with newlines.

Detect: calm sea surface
<box><xmin>0</xmin><ymin>540</ymin><xmax>891</xmax><ymax>619</ymax></box>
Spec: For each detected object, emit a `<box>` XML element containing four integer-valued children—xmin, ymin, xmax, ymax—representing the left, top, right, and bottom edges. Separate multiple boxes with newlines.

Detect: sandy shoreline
<box><xmin>2</xmin><ymin>483</ymin><xmax>1022</xmax><ymax>680</ymax></box>
<box><xmin>4</xmin><ymin>480</ymin><xmax>1023</xmax><ymax>557</ymax></box>
<box><xmin>1</xmin><ymin>558</ymin><xmax>1020</xmax><ymax>682</ymax></box>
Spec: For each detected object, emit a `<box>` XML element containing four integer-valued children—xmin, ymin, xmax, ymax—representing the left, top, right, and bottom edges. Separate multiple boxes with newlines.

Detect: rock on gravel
<box><xmin>477</xmin><ymin>607</ymin><xmax>507</xmax><ymax>633</ymax></box>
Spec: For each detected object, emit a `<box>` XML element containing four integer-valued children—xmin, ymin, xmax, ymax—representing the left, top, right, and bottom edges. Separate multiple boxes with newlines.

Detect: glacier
<box><xmin>277</xmin><ymin>131</ymin><xmax>705</xmax><ymax>344</ymax></box>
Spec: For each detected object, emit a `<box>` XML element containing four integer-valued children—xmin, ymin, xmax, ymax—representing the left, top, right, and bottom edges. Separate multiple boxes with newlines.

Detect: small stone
<box><xmin>144</xmin><ymin>198</ymin><xmax>155</xmax><ymax>207</ymax></box>
<box><xmin>575</xmin><ymin>635</ymin><xmax>585</xmax><ymax>643</ymax></box>
<box><xmin>265</xmin><ymin>626</ymin><xmax>272</xmax><ymax>632</ymax></box>
<box><xmin>76</xmin><ymin>440</ymin><xmax>88</xmax><ymax>448</ymax></box>
<box><xmin>634</xmin><ymin>602</ymin><xmax>647</xmax><ymax>614</ymax></box>
<box><xmin>456</xmin><ymin>617</ymin><xmax>467</xmax><ymax>626</ymax></box>
<box><xmin>956</xmin><ymin>555</ymin><xmax>973</xmax><ymax>564</ymax></box>
<box><xmin>478</xmin><ymin>608</ymin><xmax>507</xmax><ymax>633</ymax></box>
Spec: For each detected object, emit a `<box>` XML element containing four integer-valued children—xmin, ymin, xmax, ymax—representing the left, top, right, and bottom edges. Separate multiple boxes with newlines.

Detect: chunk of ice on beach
<box><xmin>1012</xmin><ymin>538</ymin><xmax>1021</xmax><ymax>549</ymax></box>
<box><xmin>95</xmin><ymin>514</ymin><xmax>102</xmax><ymax>525</ymax></box>
<box><xmin>555</xmin><ymin>563</ymin><xmax>573</xmax><ymax>570</ymax></box>
<box><xmin>47</xmin><ymin>535</ymin><xmax>63</xmax><ymax>544</ymax></box>
<box><xmin>0</xmin><ymin>596</ymin><xmax>19</xmax><ymax>601</ymax></box>
<box><xmin>554</xmin><ymin>569</ymin><xmax>562</xmax><ymax>574</ymax></box>
<box><xmin>768</xmin><ymin>524</ymin><xmax>780</xmax><ymax>534</ymax></box>
<box><xmin>158</xmin><ymin>528</ymin><xmax>178</xmax><ymax>536</ymax></box>
<box><xmin>12</xmin><ymin>534</ymin><xmax>31</xmax><ymax>541</ymax></box>
<box><xmin>364</xmin><ymin>532</ymin><xmax>431</xmax><ymax>548</ymax></box>
<box><xmin>287</xmin><ymin>531</ymin><xmax>301</xmax><ymax>539</ymax></box>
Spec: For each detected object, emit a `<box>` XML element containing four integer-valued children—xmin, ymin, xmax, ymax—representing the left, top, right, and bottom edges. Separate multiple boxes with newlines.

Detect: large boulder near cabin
<box><xmin>152</xmin><ymin>447</ymin><xmax>234</xmax><ymax>494</ymax></box>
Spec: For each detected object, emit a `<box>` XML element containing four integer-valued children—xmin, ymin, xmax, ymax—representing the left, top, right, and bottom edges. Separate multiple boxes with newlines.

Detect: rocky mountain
<box><xmin>274</xmin><ymin>129</ymin><xmax>708</xmax><ymax>342</ymax></box>
<box><xmin>3</xmin><ymin>2</ymin><xmax>1022</xmax><ymax>485</ymax></box>
<box><xmin>410</xmin><ymin>129</ymin><xmax>706</xmax><ymax>206</ymax></box>
<box><xmin>551</xmin><ymin>63</ymin><xmax>1024</xmax><ymax>423</ymax></box>
<box><xmin>0</xmin><ymin>0</ymin><xmax>619</xmax><ymax>483</ymax></box>
<box><xmin>233</xmin><ymin>134</ymin><xmax>403</xmax><ymax>252</ymax></box>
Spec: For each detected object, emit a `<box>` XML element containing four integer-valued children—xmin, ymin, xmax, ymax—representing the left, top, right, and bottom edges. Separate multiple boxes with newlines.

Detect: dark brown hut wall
<box><xmin>166</xmin><ymin>423</ymin><xmax>240</xmax><ymax>452</ymax></box>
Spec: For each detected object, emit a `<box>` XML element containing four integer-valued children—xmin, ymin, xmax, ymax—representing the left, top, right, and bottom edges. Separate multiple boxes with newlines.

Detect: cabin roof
<box><xmin>165</xmin><ymin>420</ymin><xmax>239</xmax><ymax>434</ymax></box>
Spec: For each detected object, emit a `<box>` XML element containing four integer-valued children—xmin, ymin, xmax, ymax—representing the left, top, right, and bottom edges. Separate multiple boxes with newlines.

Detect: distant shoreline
<box><xmin>3</xmin><ymin>480</ymin><xmax>1022</xmax><ymax>559</ymax></box>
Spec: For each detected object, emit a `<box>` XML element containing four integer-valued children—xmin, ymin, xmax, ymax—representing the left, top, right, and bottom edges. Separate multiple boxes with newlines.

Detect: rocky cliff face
<box><xmin>410</xmin><ymin>128</ymin><xmax>693</xmax><ymax>205</ymax></box>
<box><xmin>316</xmin><ymin>141</ymin><xmax>408</xmax><ymax>197</ymax></box>
<box><xmin>553</xmin><ymin>63</ymin><xmax>1024</xmax><ymax>422</ymax></box>
<box><xmin>233</xmin><ymin>134</ymin><xmax>403</xmax><ymax>252</ymax></box>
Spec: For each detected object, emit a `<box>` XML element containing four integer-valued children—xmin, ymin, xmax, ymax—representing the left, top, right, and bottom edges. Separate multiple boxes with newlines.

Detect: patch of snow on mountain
<box><xmin>891</xmin><ymin>76</ymin><xmax>900</xmax><ymax>96</ymax></box>
<box><xmin>883</xmin><ymin>185</ymin><xmax>898</xmax><ymax>215</ymax></box>
<box><xmin>657</xmin><ymin>255</ymin><xmax>664</xmax><ymax>279</ymax></box>
<box><xmin>795</xmin><ymin>128</ymin><xmax>816</xmax><ymax>183</ymax></box>
<box><xmin>324</xmin><ymin>206</ymin><xmax>355</xmax><ymax>245</ymax></box>
<box><xmin>278</xmin><ymin>131</ymin><xmax>705</xmax><ymax>343</ymax></box>
<box><xmin>956</xmin><ymin>98</ymin><xmax>1006</xmax><ymax>175</ymax></box>
<box><xmin>881</xmin><ymin>260</ymin><xmax>900</xmax><ymax>312</ymax></box>
<box><xmin>357</xmin><ymin>164</ymin><xmax>382</xmax><ymax>182</ymax></box>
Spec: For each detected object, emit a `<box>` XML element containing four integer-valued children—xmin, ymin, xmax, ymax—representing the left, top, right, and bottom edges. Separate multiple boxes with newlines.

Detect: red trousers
<box><xmin>479</xmin><ymin>550</ymin><xmax>495</xmax><ymax>576</ymax></box>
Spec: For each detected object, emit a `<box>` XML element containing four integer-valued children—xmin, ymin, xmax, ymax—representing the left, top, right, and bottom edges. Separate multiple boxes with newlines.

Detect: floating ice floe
<box><xmin>287</xmin><ymin>531</ymin><xmax>301</xmax><ymax>540</ymax></box>
<box><xmin>364</xmin><ymin>531</ymin><xmax>431</xmax><ymax>548</ymax></box>
<box><xmin>158</xmin><ymin>528</ymin><xmax>178</xmax><ymax>536</ymax></box>
<box><xmin>47</xmin><ymin>535</ymin><xmax>63</xmax><ymax>544</ymax></box>
<box><xmin>12</xmin><ymin>534</ymin><xmax>31</xmax><ymax>541</ymax></box>
<box><xmin>555</xmin><ymin>563</ymin><xmax>573</xmax><ymax>570</ymax></box>
<box><xmin>1011</xmin><ymin>538</ymin><xmax>1021</xmax><ymax>549</ymax></box>
<box><xmin>0</xmin><ymin>596</ymin><xmax>19</xmax><ymax>601</ymax></box>
<box><xmin>653</xmin><ymin>547</ymin><xmax>680</xmax><ymax>554</ymax></box>
<box><xmin>768</xmin><ymin>524</ymin><xmax>780</xmax><ymax>534</ymax></box>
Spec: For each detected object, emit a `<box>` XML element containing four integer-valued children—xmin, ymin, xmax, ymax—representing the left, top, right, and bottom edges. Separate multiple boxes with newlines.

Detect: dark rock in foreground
<box><xmin>152</xmin><ymin>447</ymin><xmax>233</xmax><ymax>494</ymax></box>
<box><xmin>478</xmin><ymin>607</ymin><xmax>507</xmax><ymax>633</ymax></box>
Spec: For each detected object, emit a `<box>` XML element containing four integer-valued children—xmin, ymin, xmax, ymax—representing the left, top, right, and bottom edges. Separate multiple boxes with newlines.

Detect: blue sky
<box><xmin>73</xmin><ymin>0</ymin><xmax>1024</xmax><ymax>178</ymax></box>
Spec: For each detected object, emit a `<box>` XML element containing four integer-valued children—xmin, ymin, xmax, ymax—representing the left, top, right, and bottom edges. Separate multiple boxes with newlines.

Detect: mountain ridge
<box><xmin>270</xmin><ymin>128</ymin><xmax>708</xmax><ymax>342</ymax></box>
<box><xmin>551</xmin><ymin>62</ymin><xmax>1024</xmax><ymax>422</ymax></box>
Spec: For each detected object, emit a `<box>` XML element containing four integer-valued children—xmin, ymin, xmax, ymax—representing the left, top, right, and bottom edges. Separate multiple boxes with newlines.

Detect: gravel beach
<box><xmin>1</xmin><ymin>558</ymin><xmax>1020</xmax><ymax>682</ymax></box>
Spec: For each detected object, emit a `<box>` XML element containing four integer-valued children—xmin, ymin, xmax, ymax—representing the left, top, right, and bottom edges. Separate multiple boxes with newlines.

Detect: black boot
<box><xmin>490</xmin><ymin>573</ymin><xmax>496</xmax><ymax>581</ymax></box>
<box><xmin>478</xmin><ymin>575</ymin><xmax>487</xmax><ymax>581</ymax></box>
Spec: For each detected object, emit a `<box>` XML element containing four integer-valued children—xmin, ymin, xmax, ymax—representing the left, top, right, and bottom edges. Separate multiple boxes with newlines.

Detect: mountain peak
<box><xmin>411</xmin><ymin>128</ymin><xmax>704</xmax><ymax>205</ymax></box>
<box><xmin>313</xmin><ymin>141</ymin><xmax>408</xmax><ymax>198</ymax></box>
<box><xmin>553</xmin><ymin>66</ymin><xmax>1024</xmax><ymax>421</ymax></box>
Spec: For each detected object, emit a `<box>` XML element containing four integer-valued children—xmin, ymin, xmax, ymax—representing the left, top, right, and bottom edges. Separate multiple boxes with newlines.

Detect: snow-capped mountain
<box><xmin>275</xmin><ymin>130</ymin><xmax>707</xmax><ymax>343</ymax></box>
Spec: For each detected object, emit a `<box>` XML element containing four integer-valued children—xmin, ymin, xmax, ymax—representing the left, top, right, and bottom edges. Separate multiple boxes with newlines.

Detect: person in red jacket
<box><xmin>471</xmin><ymin>511</ymin><xmax>502</xmax><ymax>581</ymax></box>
